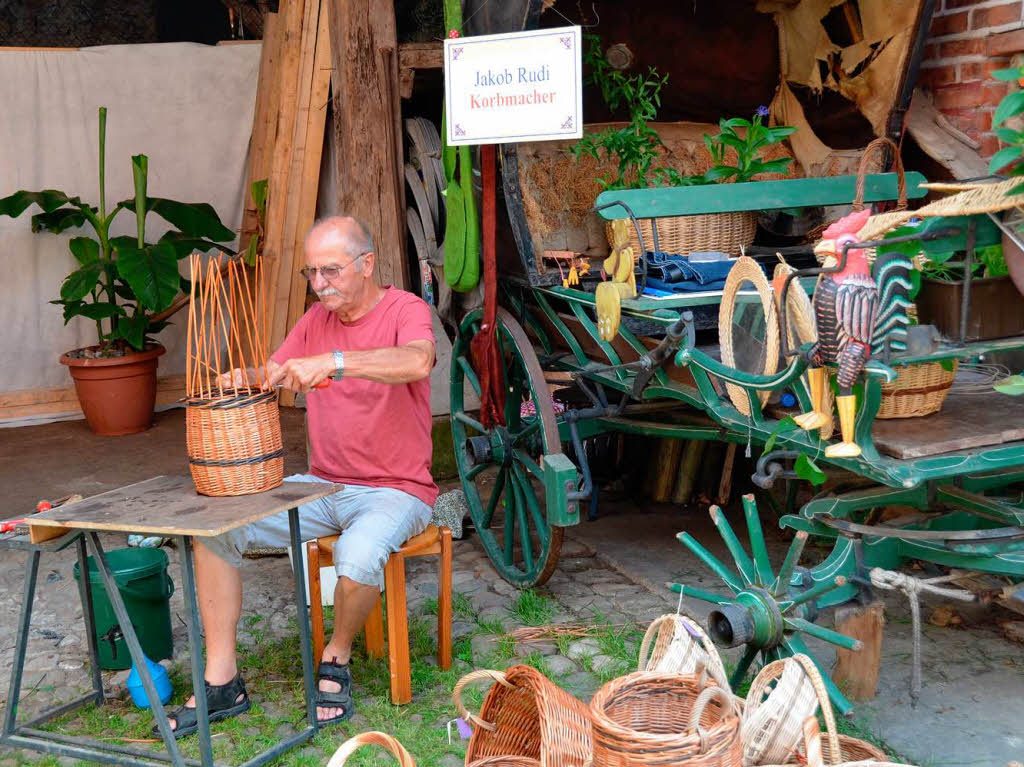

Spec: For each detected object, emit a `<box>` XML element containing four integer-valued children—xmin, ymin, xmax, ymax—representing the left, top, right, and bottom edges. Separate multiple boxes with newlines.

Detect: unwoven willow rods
<box><xmin>186</xmin><ymin>253</ymin><xmax>269</xmax><ymax>399</ymax></box>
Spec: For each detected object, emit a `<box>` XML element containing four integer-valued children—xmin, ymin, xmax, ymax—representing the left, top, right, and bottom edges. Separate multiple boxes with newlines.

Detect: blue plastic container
<box><xmin>126</xmin><ymin>655</ymin><xmax>172</xmax><ymax>708</ymax></box>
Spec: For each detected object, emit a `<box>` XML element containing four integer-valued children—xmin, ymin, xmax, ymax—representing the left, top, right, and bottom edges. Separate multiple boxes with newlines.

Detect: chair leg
<box><xmin>383</xmin><ymin>553</ymin><xmax>412</xmax><ymax>705</ymax></box>
<box><xmin>364</xmin><ymin>595</ymin><xmax>386</xmax><ymax>659</ymax></box>
<box><xmin>437</xmin><ymin>527</ymin><xmax>452</xmax><ymax>670</ymax></box>
<box><xmin>307</xmin><ymin>541</ymin><xmax>325</xmax><ymax>665</ymax></box>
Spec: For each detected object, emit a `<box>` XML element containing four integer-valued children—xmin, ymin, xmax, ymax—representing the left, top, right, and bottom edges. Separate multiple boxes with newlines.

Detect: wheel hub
<box><xmin>708</xmin><ymin>587</ymin><xmax>784</xmax><ymax>649</ymax></box>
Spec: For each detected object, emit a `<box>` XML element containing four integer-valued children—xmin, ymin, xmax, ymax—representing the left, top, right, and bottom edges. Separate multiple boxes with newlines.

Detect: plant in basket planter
<box><xmin>0</xmin><ymin>107</ymin><xmax>236</xmax><ymax>435</ymax></box>
<box><xmin>569</xmin><ymin>36</ymin><xmax>796</xmax><ymax>256</ymax></box>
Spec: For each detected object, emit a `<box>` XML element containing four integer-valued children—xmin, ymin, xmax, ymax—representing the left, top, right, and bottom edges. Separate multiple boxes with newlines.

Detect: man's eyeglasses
<box><xmin>299</xmin><ymin>253</ymin><xmax>369</xmax><ymax>282</ymax></box>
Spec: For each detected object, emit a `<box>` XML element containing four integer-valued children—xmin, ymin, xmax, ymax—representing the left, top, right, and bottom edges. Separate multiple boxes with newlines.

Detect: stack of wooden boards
<box><xmin>238</xmin><ymin>0</ymin><xmax>331</xmax><ymax>408</ymax></box>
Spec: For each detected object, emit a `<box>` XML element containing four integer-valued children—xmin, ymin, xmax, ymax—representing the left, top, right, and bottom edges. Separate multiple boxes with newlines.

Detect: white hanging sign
<box><xmin>443</xmin><ymin>25</ymin><xmax>583</xmax><ymax>146</ymax></box>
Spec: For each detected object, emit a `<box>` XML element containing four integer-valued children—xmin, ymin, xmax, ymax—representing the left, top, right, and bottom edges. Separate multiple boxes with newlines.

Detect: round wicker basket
<box><xmin>589</xmin><ymin>672</ymin><xmax>741</xmax><ymax>767</ymax></box>
<box><xmin>185</xmin><ymin>389</ymin><xmax>284</xmax><ymax>496</ymax></box>
<box><xmin>327</xmin><ymin>731</ymin><xmax>415</xmax><ymax>767</ymax></box>
<box><xmin>606</xmin><ymin>211</ymin><xmax>756</xmax><ymax>257</ymax></box>
<box><xmin>877</xmin><ymin>360</ymin><xmax>957</xmax><ymax>419</ymax></box>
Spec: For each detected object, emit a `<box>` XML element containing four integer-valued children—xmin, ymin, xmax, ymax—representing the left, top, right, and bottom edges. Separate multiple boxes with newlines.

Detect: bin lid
<box><xmin>73</xmin><ymin>547</ymin><xmax>168</xmax><ymax>584</ymax></box>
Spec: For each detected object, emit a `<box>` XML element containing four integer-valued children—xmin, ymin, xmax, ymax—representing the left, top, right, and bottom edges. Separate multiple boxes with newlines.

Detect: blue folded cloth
<box><xmin>645</xmin><ymin>276</ymin><xmax>728</xmax><ymax>293</ymax></box>
<box><xmin>641</xmin><ymin>252</ymin><xmax>732</xmax><ymax>293</ymax></box>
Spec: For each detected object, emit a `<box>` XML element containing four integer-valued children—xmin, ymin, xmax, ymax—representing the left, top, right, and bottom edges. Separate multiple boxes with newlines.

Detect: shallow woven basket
<box><xmin>327</xmin><ymin>731</ymin><xmax>415</xmax><ymax>767</ymax></box>
<box><xmin>185</xmin><ymin>389</ymin><xmax>284</xmax><ymax>496</ymax></box>
<box><xmin>606</xmin><ymin>211</ymin><xmax>756</xmax><ymax>257</ymax></box>
<box><xmin>877</xmin><ymin>360</ymin><xmax>958</xmax><ymax>419</ymax></box>
<box><xmin>589</xmin><ymin>672</ymin><xmax>742</xmax><ymax>767</ymax></box>
<box><xmin>638</xmin><ymin>613</ymin><xmax>731</xmax><ymax>692</ymax></box>
<box><xmin>454</xmin><ymin>666</ymin><xmax>592</xmax><ymax>767</ymax></box>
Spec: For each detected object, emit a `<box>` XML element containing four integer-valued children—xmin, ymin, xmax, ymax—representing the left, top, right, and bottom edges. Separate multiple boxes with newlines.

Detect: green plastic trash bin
<box><xmin>73</xmin><ymin>547</ymin><xmax>175</xmax><ymax>670</ymax></box>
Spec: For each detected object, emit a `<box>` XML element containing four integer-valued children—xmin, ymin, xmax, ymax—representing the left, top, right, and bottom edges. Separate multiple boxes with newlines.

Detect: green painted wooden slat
<box><xmin>595</xmin><ymin>172</ymin><xmax>927</xmax><ymax>219</ymax></box>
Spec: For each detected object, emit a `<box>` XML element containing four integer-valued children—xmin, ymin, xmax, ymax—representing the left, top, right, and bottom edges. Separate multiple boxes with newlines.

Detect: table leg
<box><xmin>287</xmin><ymin>507</ymin><xmax>318</xmax><ymax>730</ymax></box>
<box><xmin>87</xmin><ymin>532</ymin><xmax>187</xmax><ymax>767</ymax></box>
<box><xmin>75</xmin><ymin>535</ymin><xmax>106</xmax><ymax>704</ymax></box>
<box><xmin>179</xmin><ymin>536</ymin><xmax>214</xmax><ymax>767</ymax></box>
<box><xmin>3</xmin><ymin>550</ymin><xmax>40</xmax><ymax>737</ymax></box>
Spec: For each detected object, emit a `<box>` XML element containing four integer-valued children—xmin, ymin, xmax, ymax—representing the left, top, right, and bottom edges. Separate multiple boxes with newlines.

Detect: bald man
<box><xmin>158</xmin><ymin>216</ymin><xmax>437</xmax><ymax>735</ymax></box>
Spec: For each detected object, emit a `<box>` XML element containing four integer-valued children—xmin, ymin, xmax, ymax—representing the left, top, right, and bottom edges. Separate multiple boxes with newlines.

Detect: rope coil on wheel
<box><xmin>868</xmin><ymin>567</ymin><xmax>975</xmax><ymax>707</ymax></box>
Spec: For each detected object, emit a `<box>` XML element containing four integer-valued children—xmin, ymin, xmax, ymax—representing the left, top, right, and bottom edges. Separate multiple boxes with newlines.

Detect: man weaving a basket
<box><xmin>160</xmin><ymin>216</ymin><xmax>437</xmax><ymax>735</ymax></box>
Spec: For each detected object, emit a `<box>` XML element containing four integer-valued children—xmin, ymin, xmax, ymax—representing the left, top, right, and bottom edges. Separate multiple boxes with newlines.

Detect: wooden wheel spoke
<box><xmin>512</xmin><ymin>465</ymin><xmax>549</xmax><ymax>549</ymax></box>
<box><xmin>510</xmin><ymin>419</ymin><xmax>540</xmax><ymax>445</ymax></box>
<box><xmin>482</xmin><ymin>466</ymin><xmax>507</xmax><ymax>529</ymax></box>
<box><xmin>466</xmin><ymin>461</ymin><xmax>487</xmax><ymax>480</ymax></box>
<box><xmin>512</xmin><ymin>449</ymin><xmax>544</xmax><ymax>481</ymax></box>
<box><xmin>509</xmin><ymin>472</ymin><xmax>535</xmax><ymax>572</ymax></box>
<box><xmin>502</xmin><ymin>477</ymin><xmax>517</xmax><ymax>566</ymax></box>
<box><xmin>457</xmin><ymin>356</ymin><xmax>482</xmax><ymax>397</ymax></box>
<box><xmin>454</xmin><ymin>411</ymin><xmax>486</xmax><ymax>434</ymax></box>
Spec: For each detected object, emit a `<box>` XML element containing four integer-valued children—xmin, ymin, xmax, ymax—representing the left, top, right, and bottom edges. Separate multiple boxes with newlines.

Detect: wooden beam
<box><xmin>328</xmin><ymin>0</ymin><xmax>409</xmax><ymax>289</ymax></box>
<box><xmin>833</xmin><ymin>601</ymin><xmax>885</xmax><ymax>700</ymax></box>
<box><xmin>398</xmin><ymin>41</ymin><xmax>443</xmax><ymax>70</ymax></box>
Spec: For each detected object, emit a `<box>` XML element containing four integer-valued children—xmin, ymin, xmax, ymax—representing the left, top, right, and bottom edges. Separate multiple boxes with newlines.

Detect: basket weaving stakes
<box><xmin>185</xmin><ymin>254</ymin><xmax>284</xmax><ymax>496</ymax></box>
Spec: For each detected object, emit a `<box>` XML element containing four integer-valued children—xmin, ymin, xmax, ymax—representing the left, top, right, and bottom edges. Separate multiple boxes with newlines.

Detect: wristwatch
<box><xmin>331</xmin><ymin>349</ymin><xmax>346</xmax><ymax>381</ymax></box>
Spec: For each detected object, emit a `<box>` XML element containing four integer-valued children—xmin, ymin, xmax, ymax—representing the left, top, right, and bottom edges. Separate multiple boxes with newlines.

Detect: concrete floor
<box><xmin>1</xmin><ymin>410</ymin><xmax>1022</xmax><ymax>766</ymax></box>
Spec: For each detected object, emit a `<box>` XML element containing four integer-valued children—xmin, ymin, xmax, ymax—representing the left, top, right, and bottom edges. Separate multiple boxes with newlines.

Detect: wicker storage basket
<box><xmin>589</xmin><ymin>672</ymin><xmax>742</xmax><ymax>767</ymax></box>
<box><xmin>185</xmin><ymin>389</ymin><xmax>284</xmax><ymax>496</ymax></box>
<box><xmin>637</xmin><ymin>613</ymin><xmax>731</xmax><ymax>692</ymax></box>
<box><xmin>327</xmin><ymin>731</ymin><xmax>415</xmax><ymax>767</ymax></box>
<box><xmin>606</xmin><ymin>211</ymin><xmax>756</xmax><ymax>257</ymax></box>
<box><xmin>454</xmin><ymin>666</ymin><xmax>592</xmax><ymax>767</ymax></box>
<box><xmin>876</xmin><ymin>360</ymin><xmax>957</xmax><ymax>419</ymax></box>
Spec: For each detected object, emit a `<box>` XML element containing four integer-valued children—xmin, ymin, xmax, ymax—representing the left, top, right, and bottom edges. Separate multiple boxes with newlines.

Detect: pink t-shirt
<box><xmin>271</xmin><ymin>287</ymin><xmax>438</xmax><ymax>507</ymax></box>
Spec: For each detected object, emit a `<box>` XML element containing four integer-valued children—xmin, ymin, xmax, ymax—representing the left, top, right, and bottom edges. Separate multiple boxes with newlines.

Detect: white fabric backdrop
<box><xmin>0</xmin><ymin>42</ymin><xmax>260</xmax><ymax>394</ymax></box>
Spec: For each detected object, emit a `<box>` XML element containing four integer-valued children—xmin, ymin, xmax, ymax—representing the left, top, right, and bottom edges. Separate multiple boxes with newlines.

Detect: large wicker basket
<box><xmin>185</xmin><ymin>389</ymin><xmax>284</xmax><ymax>496</ymax></box>
<box><xmin>589</xmin><ymin>672</ymin><xmax>742</xmax><ymax>767</ymax></box>
<box><xmin>607</xmin><ymin>212</ymin><xmax>756</xmax><ymax>257</ymax></box>
<box><xmin>877</xmin><ymin>360</ymin><xmax>957</xmax><ymax>419</ymax></box>
<box><xmin>454</xmin><ymin>666</ymin><xmax>592</xmax><ymax>767</ymax></box>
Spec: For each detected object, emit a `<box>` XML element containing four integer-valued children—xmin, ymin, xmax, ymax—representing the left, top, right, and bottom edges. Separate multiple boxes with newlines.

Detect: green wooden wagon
<box><xmin>449</xmin><ymin>168</ymin><xmax>1024</xmax><ymax>714</ymax></box>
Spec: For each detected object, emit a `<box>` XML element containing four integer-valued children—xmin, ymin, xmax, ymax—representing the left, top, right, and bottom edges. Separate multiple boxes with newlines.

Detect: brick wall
<box><xmin>919</xmin><ymin>0</ymin><xmax>1024</xmax><ymax>158</ymax></box>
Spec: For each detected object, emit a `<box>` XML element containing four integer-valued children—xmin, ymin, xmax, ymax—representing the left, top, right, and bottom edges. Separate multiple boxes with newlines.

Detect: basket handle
<box><xmin>688</xmin><ymin>684</ymin><xmax>740</xmax><ymax>753</ymax></box>
<box><xmin>452</xmin><ymin>669</ymin><xmax>514</xmax><ymax>732</ymax></box>
<box><xmin>788</xmin><ymin>654</ymin><xmax>842</xmax><ymax>763</ymax></box>
<box><xmin>740</xmin><ymin>658</ymin><xmax>787</xmax><ymax>717</ymax></box>
<box><xmin>802</xmin><ymin>716</ymin><xmax>825</xmax><ymax>767</ymax></box>
<box><xmin>326</xmin><ymin>732</ymin><xmax>416</xmax><ymax>767</ymax></box>
<box><xmin>637</xmin><ymin>614</ymin><xmax>673</xmax><ymax>671</ymax></box>
<box><xmin>853</xmin><ymin>137</ymin><xmax>906</xmax><ymax>212</ymax></box>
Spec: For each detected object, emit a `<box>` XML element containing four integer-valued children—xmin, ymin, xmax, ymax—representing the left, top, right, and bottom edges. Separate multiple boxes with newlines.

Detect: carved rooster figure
<box><xmin>794</xmin><ymin>208</ymin><xmax>875</xmax><ymax>457</ymax></box>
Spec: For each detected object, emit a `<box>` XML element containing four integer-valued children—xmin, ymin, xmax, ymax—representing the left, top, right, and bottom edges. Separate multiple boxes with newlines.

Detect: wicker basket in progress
<box><xmin>607</xmin><ymin>211</ymin><xmax>756</xmax><ymax>257</ymax></box>
<box><xmin>589</xmin><ymin>672</ymin><xmax>741</xmax><ymax>767</ymax></box>
<box><xmin>877</xmin><ymin>360</ymin><xmax>957</xmax><ymax>419</ymax></box>
<box><xmin>454</xmin><ymin>666</ymin><xmax>592</xmax><ymax>767</ymax></box>
<box><xmin>637</xmin><ymin>613</ymin><xmax>731</xmax><ymax>692</ymax></box>
<box><xmin>186</xmin><ymin>388</ymin><xmax>284</xmax><ymax>496</ymax></box>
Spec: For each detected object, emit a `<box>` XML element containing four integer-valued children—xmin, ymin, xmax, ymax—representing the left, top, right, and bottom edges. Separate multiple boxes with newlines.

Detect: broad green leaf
<box><xmin>113</xmin><ymin>280</ymin><xmax>135</xmax><ymax>301</ymax></box>
<box><xmin>995</xmin><ymin>127</ymin><xmax>1022</xmax><ymax>143</ymax></box>
<box><xmin>794</xmin><ymin>454</ymin><xmax>826</xmax><ymax>486</ymax></box>
<box><xmin>115</xmin><ymin>241</ymin><xmax>181</xmax><ymax>312</ymax></box>
<box><xmin>763</xmin><ymin>416</ymin><xmax>798</xmax><ymax>453</ymax></box>
<box><xmin>76</xmin><ymin>302</ymin><xmax>125</xmax><ymax>321</ymax></box>
<box><xmin>69</xmin><ymin>237</ymin><xmax>100</xmax><ymax>265</ymax></box>
<box><xmin>994</xmin><ymin>374</ymin><xmax>1024</xmax><ymax>395</ymax></box>
<box><xmin>117</xmin><ymin>313</ymin><xmax>149</xmax><ymax>351</ymax></box>
<box><xmin>60</xmin><ymin>262</ymin><xmax>103</xmax><ymax>301</ymax></box>
<box><xmin>115</xmin><ymin>197</ymin><xmax>235</xmax><ymax>241</ymax></box>
<box><xmin>908</xmin><ymin>268</ymin><xmax>922</xmax><ymax>300</ymax></box>
<box><xmin>989</xmin><ymin>145</ymin><xmax>1023</xmax><ymax>173</ymax></box>
<box><xmin>32</xmin><ymin>207</ymin><xmax>91</xmax><ymax>234</ymax></box>
<box><xmin>993</xmin><ymin>89</ymin><xmax>1024</xmax><ymax>127</ymax></box>
<box><xmin>703</xmin><ymin>166</ymin><xmax>738</xmax><ymax>182</ymax></box>
<box><xmin>0</xmin><ymin>190</ymin><xmax>72</xmax><ymax>218</ymax></box>
<box><xmin>251</xmin><ymin>179</ymin><xmax>268</xmax><ymax>216</ymax></box>
<box><xmin>158</xmin><ymin>231</ymin><xmax>236</xmax><ymax>259</ymax></box>
<box><xmin>991</xmin><ymin>67</ymin><xmax>1023</xmax><ymax>81</ymax></box>
<box><xmin>940</xmin><ymin>358</ymin><xmax>955</xmax><ymax>372</ymax></box>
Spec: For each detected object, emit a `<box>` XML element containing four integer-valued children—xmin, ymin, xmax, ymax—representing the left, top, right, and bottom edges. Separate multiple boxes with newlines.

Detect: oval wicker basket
<box><xmin>454</xmin><ymin>666</ymin><xmax>592</xmax><ymax>767</ymax></box>
<box><xmin>638</xmin><ymin>613</ymin><xmax>731</xmax><ymax>692</ymax></box>
<box><xmin>185</xmin><ymin>389</ymin><xmax>284</xmax><ymax>496</ymax></box>
<box><xmin>327</xmin><ymin>731</ymin><xmax>415</xmax><ymax>767</ymax></box>
<box><xmin>606</xmin><ymin>211</ymin><xmax>756</xmax><ymax>257</ymax></box>
<box><xmin>877</xmin><ymin>360</ymin><xmax>957</xmax><ymax>419</ymax></box>
<box><xmin>589</xmin><ymin>672</ymin><xmax>742</xmax><ymax>767</ymax></box>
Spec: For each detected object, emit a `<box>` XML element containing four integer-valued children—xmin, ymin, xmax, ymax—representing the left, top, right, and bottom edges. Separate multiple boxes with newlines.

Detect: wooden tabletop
<box><xmin>27</xmin><ymin>475</ymin><xmax>341</xmax><ymax>538</ymax></box>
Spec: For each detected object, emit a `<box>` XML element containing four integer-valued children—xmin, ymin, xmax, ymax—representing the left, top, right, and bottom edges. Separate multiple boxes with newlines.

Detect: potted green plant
<box><xmin>569</xmin><ymin>36</ymin><xmax>796</xmax><ymax>255</ymax></box>
<box><xmin>986</xmin><ymin>63</ymin><xmax>1024</xmax><ymax>297</ymax></box>
<box><xmin>0</xmin><ymin>107</ymin><xmax>236</xmax><ymax>435</ymax></box>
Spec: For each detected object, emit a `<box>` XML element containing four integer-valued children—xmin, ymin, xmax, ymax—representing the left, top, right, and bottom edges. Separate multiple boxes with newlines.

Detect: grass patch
<box><xmin>508</xmin><ymin>589</ymin><xmax>556</xmax><ymax>626</ymax></box>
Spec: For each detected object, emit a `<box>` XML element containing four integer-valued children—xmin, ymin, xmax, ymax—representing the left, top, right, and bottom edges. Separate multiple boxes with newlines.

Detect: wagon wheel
<box><xmin>451</xmin><ymin>308</ymin><xmax>563</xmax><ymax>586</ymax></box>
<box><xmin>670</xmin><ymin>494</ymin><xmax>859</xmax><ymax>715</ymax></box>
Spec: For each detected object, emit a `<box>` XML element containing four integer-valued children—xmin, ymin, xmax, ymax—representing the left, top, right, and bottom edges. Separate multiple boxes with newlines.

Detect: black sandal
<box><xmin>315</xmin><ymin>658</ymin><xmax>354</xmax><ymax>725</ymax></box>
<box><xmin>152</xmin><ymin>674</ymin><xmax>251</xmax><ymax>739</ymax></box>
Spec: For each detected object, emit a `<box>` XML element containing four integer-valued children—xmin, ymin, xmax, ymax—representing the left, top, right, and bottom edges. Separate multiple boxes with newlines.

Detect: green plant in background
<box><xmin>0</xmin><ymin>107</ymin><xmax>235</xmax><ymax>354</ymax></box>
<box><xmin>570</xmin><ymin>36</ymin><xmax>796</xmax><ymax>190</ymax></box>
<box><xmin>988</xmin><ymin>64</ymin><xmax>1024</xmax><ymax>190</ymax></box>
<box><xmin>243</xmin><ymin>179</ymin><xmax>269</xmax><ymax>268</ymax></box>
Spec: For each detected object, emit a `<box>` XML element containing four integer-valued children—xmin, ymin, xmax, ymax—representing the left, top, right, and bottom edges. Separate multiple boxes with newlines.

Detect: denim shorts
<box><xmin>198</xmin><ymin>474</ymin><xmax>433</xmax><ymax>588</ymax></box>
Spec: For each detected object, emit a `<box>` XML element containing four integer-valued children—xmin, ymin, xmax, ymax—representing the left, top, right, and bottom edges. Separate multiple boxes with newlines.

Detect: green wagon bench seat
<box><xmin>593</xmin><ymin>172</ymin><xmax>928</xmax><ymax>220</ymax></box>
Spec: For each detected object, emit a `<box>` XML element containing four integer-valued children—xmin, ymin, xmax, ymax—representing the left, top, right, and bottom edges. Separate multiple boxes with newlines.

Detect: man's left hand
<box><xmin>266</xmin><ymin>354</ymin><xmax>334</xmax><ymax>393</ymax></box>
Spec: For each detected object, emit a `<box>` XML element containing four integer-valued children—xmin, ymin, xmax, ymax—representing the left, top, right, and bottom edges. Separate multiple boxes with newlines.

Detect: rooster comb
<box><xmin>822</xmin><ymin>208</ymin><xmax>871</xmax><ymax>240</ymax></box>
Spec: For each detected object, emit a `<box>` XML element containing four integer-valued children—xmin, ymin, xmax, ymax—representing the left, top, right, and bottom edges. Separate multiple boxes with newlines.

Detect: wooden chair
<box><xmin>306</xmin><ymin>524</ymin><xmax>452</xmax><ymax>704</ymax></box>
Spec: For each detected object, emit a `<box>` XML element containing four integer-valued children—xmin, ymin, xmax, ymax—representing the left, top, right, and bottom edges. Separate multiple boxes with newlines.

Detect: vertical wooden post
<box><xmin>833</xmin><ymin>601</ymin><xmax>885</xmax><ymax>700</ymax></box>
<box><xmin>328</xmin><ymin>0</ymin><xmax>409</xmax><ymax>290</ymax></box>
<box><xmin>383</xmin><ymin>552</ymin><xmax>412</xmax><ymax>704</ymax></box>
<box><xmin>307</xmin><ymin>540</ymin><xmax>325</xmax><ymax>663</ymax></box>
<box><xmin>437</xmin><ymin>527</ymin><xmax>453</xmax><ymax>670</ymax></box>
<box><xmin>363</xmin><ymin>595</ymin><xmax>386</xmax><ymax>659</ymax></box>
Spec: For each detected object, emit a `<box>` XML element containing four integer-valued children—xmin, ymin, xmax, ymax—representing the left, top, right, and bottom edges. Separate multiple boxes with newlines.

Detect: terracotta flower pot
<box><xmin>60</xmin><ymin>345</ymin><xmax>165</xmax><ymax>436</ymax></box>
